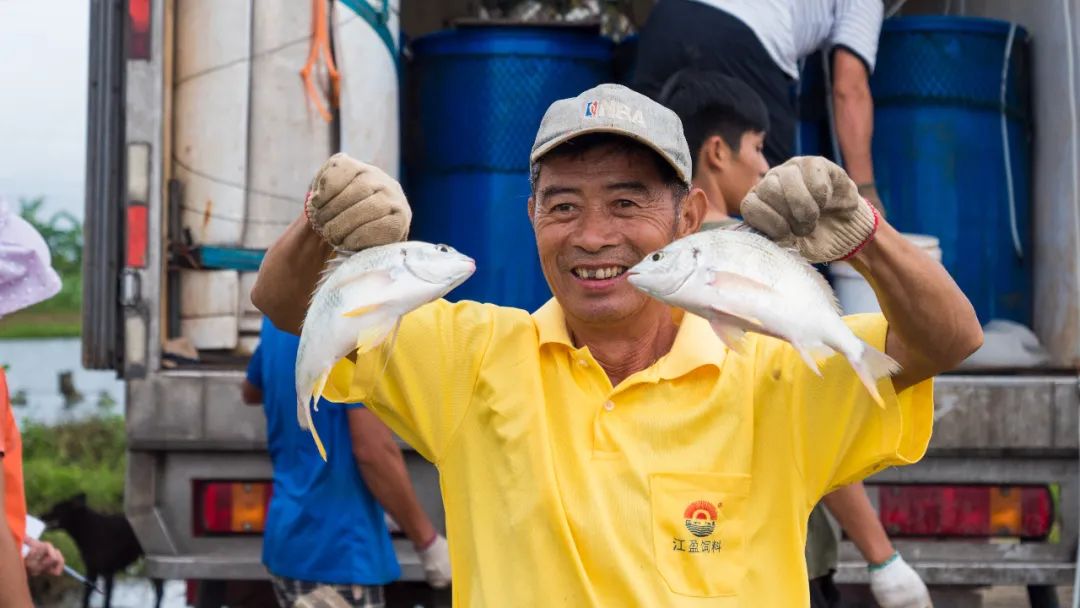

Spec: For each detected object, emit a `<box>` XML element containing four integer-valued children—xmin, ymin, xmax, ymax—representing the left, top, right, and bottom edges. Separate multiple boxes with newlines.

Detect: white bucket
<box><xmin>831</xmin><ymin>233</ymin><xmax>942</xmax><ymax>315</ymax></box>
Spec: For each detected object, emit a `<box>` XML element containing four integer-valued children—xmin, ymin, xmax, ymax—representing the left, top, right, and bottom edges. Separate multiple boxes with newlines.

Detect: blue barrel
<box><xmin>871</xmin><ymin>16</ymin><xmax>1033</xmax><ymax>325</ymax></box>
<box><xmin>405</xmin><ymin>26</ymin><xmax>612</xmax><ymax>311</ymax></box>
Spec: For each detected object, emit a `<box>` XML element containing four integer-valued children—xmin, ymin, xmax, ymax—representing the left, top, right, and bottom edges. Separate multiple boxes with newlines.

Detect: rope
<box><xmin>300</xmin><ymin>0</ymin><xmax>340</xmax><ymax>123</ymax></box>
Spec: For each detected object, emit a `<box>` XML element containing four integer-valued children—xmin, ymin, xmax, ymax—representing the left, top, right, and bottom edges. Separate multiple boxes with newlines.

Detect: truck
<box><xmin>83</xmin><ymin>1</ymin><xmax>1080</xmax><ymax>607</ymax></box>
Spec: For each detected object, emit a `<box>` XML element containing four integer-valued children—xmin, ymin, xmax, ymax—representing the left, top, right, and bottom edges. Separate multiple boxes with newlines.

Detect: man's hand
<box><xmin>417</xmin><ymin>533</ymin><xmax>451</xmax><ymax>589</ymax></box>
<box><xmin>869</xmin><ymin>552</ymin><xmax>933</xmax><ymax>608</ymax></box>
<box><xmin>305</xmin><ymin>153</ymin><xmax>412</xmax><ymax>252</ymax></box>
<box><xmin>740</xmin><ymin>156</ymin><xmax>878</xmax><ymax>263</ymax></box>
<box><xmin>23</xmin><ymin>538</ymin><xmax>64</xmax><ymax>577</ymax></box>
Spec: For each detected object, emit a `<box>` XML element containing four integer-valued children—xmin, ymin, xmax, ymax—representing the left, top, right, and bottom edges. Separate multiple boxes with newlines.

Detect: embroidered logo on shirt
<box><xmin>683</xmin><ymin>500</ymin><xmax>718</xmax><ymax>537</ymax></box>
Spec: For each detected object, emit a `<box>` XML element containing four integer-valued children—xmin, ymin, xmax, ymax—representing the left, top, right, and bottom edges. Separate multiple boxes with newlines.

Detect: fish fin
<box><xmin>849</xmin><ymin>342</ymin><xmax>902</xmax><ymax>408</ymax></box>
<box><xmin>808</xmin><ymin>265</ymin><xmax>842</xmax><ymax>315</ymax></box>
<box><xmin>313</xmin><ymin>252</ymin><xmax>353</xmax><ymax>297</ymax></box>
<box><xmin>342</xmin><ymin>303</ymin><xmax>383</xmax><ymax>318</ymax></box>
<box><xmin>792</xmin><ymin>342</ymin><xmax>836</xmax><ymax>377</ymax></box>
<box><xmin>377</xmin><ymin>317</ymin><xmax>404</xmax><ymax>377</ymax></box>
<box><xmin>708</xmin><ymin>319</ymin><xmax>748</xmax><ymax>354</ymax></box>
<box><xmin>296</xmin><ymin>393</ymin><xmax>327</xmax><ymax>461</ymax></box>
<box><xmin>355</xmin><ymin>318</ymin><xmax>398</xmax><ymax>355</ymax></box>
<box><xmin>311</xmin><ymin>370</ymin><xmax>330</xmax><ymax>412</ymax></box>
<box><xmin>706</xmin><ymin>270</ymin><xmax>775</xmax><ymax>298</ymax></box>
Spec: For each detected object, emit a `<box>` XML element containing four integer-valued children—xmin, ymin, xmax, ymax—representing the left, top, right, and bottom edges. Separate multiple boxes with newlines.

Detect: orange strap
<box><xmin>300</xmin><ymin>0</ymin><xmax>341</xmax><ymax>122</ymax></box>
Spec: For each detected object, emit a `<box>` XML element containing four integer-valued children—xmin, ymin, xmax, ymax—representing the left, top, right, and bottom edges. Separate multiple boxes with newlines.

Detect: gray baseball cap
<box><xmin>529</xmin><ymin>83</ymin><xmax>692</xmax><ymax>185</ymax></box>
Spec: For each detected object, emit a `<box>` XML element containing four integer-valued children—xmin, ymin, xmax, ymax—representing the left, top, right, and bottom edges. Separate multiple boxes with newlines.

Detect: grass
<box><xmin>0</xmin><ymin>273</ymin><xmax>82</xmax><ymax>339</ymax></box>
<box><xmin>21</xmin><ymin>416</ymin><xmax>127</xmax><ymax>602</ymax></box>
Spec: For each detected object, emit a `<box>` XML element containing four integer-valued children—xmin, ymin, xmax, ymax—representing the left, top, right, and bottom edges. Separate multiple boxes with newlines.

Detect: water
<box><xmin>2</xmin><ymin>339</ymin><xmax>188</xmax><ymax>607</ymax></box>
<box><xmin>0</xmin><ymin>337</ymin><xmax>125</xmax><ymax>426</ymax></box>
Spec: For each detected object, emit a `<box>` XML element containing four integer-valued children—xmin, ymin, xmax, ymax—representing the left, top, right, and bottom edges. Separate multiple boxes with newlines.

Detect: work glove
<box><xmin>740</xmin><ymin>156</ymin><xmax>880</xmax><ymax>263</ymax></box>
<box><xmin>304</xmin><ymin>153</ymin><xmax>412</xmax><ymax>252</ymax></box>
<box><xmin>417</xmin><ymin>533</ymin><xmax>452</xmax><ymax>589</ymax></box>
<box><xmin>869</xmin><ymin>552</ymin><xmax>933</xmax><ymax>608</ymax></box>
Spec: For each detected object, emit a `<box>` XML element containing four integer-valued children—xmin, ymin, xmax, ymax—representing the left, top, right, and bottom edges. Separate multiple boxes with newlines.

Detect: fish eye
<box><xmin>651</xmin><ymin>252</ymin><xmax>663</xmax><ymax>262</ymax></box>
<box><xmin>437</xmin><ymin>244</ymin><xmax>449</xmax><ymax>253</ymax></box>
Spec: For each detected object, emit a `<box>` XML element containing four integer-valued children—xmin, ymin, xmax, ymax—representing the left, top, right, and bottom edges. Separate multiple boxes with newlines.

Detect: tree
<box><xmin>17</xmin><ymin>197</ymin><xmax>83</xmax><ymax>276</ymax></box>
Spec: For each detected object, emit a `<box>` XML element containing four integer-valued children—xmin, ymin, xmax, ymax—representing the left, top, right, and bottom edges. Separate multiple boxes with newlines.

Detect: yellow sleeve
<box><xmin>323</xmin><ymin>299</ymin><xmax>496</xmax><ymax>463</ymax></box>
<box><xmin>763</xmin><ymin>313</ymin><xmax>934</xmax><ymax>504</ymax></box>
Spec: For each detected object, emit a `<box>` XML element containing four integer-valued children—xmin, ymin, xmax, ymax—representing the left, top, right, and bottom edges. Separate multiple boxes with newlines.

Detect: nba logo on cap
<box><xmin>584</xmin><ymin>101</ymin><xmax>599</xmax><ymax>117</ymax></box>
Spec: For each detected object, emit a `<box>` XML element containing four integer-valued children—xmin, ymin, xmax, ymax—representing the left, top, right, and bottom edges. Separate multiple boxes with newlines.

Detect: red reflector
<box><xmin>126</xmin><ymin>205</ymin><xmax>148</xmax><ymax>268</ymax></box>
<box><xmin>193</xmin><ymin>481</ymin><xmax>272</xmax><ymax>536</ymax></box>
<box><xmin>128</xmin><ymin>0</ymin><xmax>151</xmax><ymax>60</ymax></box>
<box><xmin>875</xmin><ymin>484</ymin><xmax>1053</xmax><ymax>540</ymax></box>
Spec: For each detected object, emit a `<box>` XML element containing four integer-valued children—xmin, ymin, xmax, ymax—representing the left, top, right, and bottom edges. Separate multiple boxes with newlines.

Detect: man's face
<box><xmin>719</xmin><ymin>130</ymin><xmax>768</xmax><ymax>215</ymax></box>
<box><xmin>529</xmin><ymin>143</ymin><xmax>695</xmax><ymax>326</ymax></box>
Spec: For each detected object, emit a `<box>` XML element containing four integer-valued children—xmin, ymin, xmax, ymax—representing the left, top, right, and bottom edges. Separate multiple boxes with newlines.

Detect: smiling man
<box><xmin>252</xmin><ymin>83</ymin><xmax>981</xmax><ymax>606</ymax></box>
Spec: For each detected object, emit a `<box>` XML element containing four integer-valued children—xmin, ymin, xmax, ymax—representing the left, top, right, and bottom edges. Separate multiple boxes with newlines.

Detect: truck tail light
<box><xmin>193</xmin><ymin>481</ymin><xmax>273</xmax><ymax>536</ymax></box>
<box><xmin>128</xmin><ymin>0</ymin><xmax>151</xmax><ymax>60</ymax></box>
<box><xmin>125</xmin><ymin>142</ymin><xmax>150</xmax><ymax>268</ymax></box>
<box><xmin>872</xmin><ymin>484</ymin><xmax>1053</xmax><ymax>540</ymax></box>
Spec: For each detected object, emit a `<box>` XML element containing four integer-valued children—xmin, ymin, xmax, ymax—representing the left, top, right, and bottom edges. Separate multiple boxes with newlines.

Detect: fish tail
<box><xmin>296</xmin><ymin>388</ymin><xmax>328</xmax><ymax>462</ymax></box>
<box><xmin>849</xmin><ymin>341</ymin><xmax>902</xmax><ymax>408</ymax></box>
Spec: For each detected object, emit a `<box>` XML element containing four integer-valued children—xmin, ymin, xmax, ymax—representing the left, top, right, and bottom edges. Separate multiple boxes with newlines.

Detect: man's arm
<box><xmin>831</xmin><ymin>48</ymin><xmax>881</xmax><ymax>212</ymax></box>
<box><xmin>347</xmin><ymin>407</ymin><xmax>437</xmax><ymax>547</ymax></box>
<box><xmin>241</xmin><ymin>380</ymin><xmax>263</xmax><ymax>406</ymax></box>
<box><xmin>251</xmin><ymin>212</ymin><xmax>334</xmax><ymax>335</ymax></box>
<box><xmin>0</xmin><ymin>456</ymin><xmax>33</xmax><ymax>608</ymax></box>
<box><xmin>848</xmin><ymin>221</ymin><xmax>983</xmax><ymax>392</ymax></box>
<box><xmin>347</xmin><ymin>407</ymin><xmax>451</xmax><ymax>588</ymax></box>
<box><xmin>822</xmin><ymin>482</ymin><xmax>893</xmax><ymax>564</ymax></box>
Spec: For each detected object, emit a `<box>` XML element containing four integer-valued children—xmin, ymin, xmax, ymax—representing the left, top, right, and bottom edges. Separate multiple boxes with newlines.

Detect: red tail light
<box><xmin>193</xmin><ymin>481</ymin><xmax>273</xmax><ymax>536</ymax></box>
<box><xmin>873</xmin><ymin>484</ymin><xmax>1053</xmax><ymax>540</ymax></box>
<box><xmin>128</xmin><ymin>0</ymin><xmax>151</xmax><ymax>60</ymax></box>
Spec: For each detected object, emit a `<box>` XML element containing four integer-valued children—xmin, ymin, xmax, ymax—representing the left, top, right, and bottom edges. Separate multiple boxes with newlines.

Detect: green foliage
<box><xmin>0</xmin><ymin>197</ymin><xmax>84</xmax><ymax>338</ymax></box>
<box><xmin>17</xmin><ymin>197</ymin><xmax>83</xmax><ymax>276</ymax></box>
<box><xmin>21</xmin><ymin>416</ymin><xmax>127</xmax><ymax>592</ymax></box>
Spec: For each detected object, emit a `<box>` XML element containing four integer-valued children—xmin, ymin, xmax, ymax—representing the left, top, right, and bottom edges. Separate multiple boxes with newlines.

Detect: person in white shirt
<box><xmin>634</xmin><ymin>0</ymin><xmax>887</xmax><ymax>213</ymax></box>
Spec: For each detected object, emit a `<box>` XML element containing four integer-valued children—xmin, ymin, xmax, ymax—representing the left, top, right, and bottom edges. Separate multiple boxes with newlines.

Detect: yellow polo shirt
<box><xmin>325</xmin><ymin>299</ymin><xmax>933</xmax><ymax>606</ymax></box>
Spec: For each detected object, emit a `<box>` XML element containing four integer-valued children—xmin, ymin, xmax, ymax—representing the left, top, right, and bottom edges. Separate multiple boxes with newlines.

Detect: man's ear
<box><xmin>703</xmin><ymin>135</ymin><xmax>729</xmax><ymax>173</ymax></box>
<box><xmin>677</xmin><ymin>188</ymin><xmax>708</xmax><ymax>237</ymax></box>
<box><xmin>527</xmin><ymin>196</ymin><xmax>536</xmax><ymax>223</ymax></box>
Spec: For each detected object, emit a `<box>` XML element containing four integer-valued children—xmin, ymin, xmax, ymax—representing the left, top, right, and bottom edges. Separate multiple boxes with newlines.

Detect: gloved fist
<box><xmin>740</xmin><ymin>156</ymin><xmax>879</xmax><ymax>263</ymax></box>
<box><xmin>869</xmin><ymin>553</ymin><xmax>933</xmax><ymax>608</ymax></box>
<box><xmin>417</xmin><ymin>533</ymin><xmax>451</xmax><ymax>589</ymax></box>
<box><xmin>305</xmin><ymin>153</ymin><xmax>412</xmax><ymax>252</ymax></box>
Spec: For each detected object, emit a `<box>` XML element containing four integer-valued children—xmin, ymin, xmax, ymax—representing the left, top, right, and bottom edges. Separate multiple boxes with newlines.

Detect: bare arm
<box><xmin>241</xmin><ymin>380</ymin><xmax>263</xmax><ymax>406</ymax></box>
<box><xmin>0</xmin><ymin>456</ymin><xmax>33</xmax><ymax>608</ymax></box>
<box><xmin>831</xmin><ymin>48</ymin><xmax>882</xmax><ymax>212</ymax></box>
<box><xmin>347</xmin><ymin>407</ymin><xmax>437</xmax><ymax>549</ymax></box>
<box><xmin>251</xmin><ymin>212</ymin><xmax>335</xmax><ymax>336</ymax></box>
<box><xmin>831</xmin><ymin>49</ymin><xmax>874</xmax><ymax>185</ymax></box>
<box><xmin>822</xmin><ymin>482</ymin><xmax>894</xmax><ymax>565</ymax></box>
<box><xmin>848</xmin><ymin>221</ymin><xmax>983</xmax><ymax>392</ymax></box>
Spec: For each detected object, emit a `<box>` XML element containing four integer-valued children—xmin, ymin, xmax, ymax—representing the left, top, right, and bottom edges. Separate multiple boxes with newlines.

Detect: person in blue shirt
<box><xmin>242</xmin><ymin>317</ymin><xmax>450</xmax><ymax>608</ymax></box>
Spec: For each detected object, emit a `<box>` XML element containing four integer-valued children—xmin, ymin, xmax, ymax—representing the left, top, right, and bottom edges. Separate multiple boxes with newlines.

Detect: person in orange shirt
<box><xmin>0</xmin><ymin>201</ymin><xmax>67</xmax><ymax>607</ymax></box>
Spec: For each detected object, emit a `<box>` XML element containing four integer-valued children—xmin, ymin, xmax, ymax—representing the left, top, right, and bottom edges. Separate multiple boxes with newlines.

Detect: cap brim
<box><xmin>530</xmin><ymin>125</ymin><xmax>691</xmax><ymax>185</ymax></box>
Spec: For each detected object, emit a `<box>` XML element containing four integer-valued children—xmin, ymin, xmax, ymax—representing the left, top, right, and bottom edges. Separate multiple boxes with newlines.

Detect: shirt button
<box><xmin>603</xmin><ymin>400</ymin><xmax>615</xmax><ymax>411</ymax></box>
<box><xmin>577</xmin><ymin>358</ymin><xmax>589</xmax><ymax>368</ymax></box>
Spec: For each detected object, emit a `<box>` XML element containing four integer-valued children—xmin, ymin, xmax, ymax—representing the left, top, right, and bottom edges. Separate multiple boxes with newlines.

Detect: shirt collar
<box><xmin>532</xmin><ymin>298</ymin><xmax>728</xmax><ymax>381</ymax></box>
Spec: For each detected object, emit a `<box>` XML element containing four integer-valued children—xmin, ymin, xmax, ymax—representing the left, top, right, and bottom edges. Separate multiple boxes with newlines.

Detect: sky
<box><xmin>0</xmin><ymin>0</ymin><xmax>89</xmax><ymax>219</ymax></box>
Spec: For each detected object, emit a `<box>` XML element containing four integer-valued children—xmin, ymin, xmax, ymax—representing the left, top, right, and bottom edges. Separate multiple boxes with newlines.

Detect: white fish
<box><xmin>296</xmin><ymin>241</ymin><xmax>476</xmax><ymax>460</ymax></box>
<box><xmin>626</xmin><ymin>227</ymin><xmax>899</xmax><ymax>406</ymax></box>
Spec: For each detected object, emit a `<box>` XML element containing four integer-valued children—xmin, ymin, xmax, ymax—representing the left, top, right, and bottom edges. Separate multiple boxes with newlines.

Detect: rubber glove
<box><xmin>869</xmin><ymin>552</ymin><xmax>933</xmax><ymax>608</ymax></box>
<box><xmin>417</xmin><ymin>533</ymin><xmax>452</xmax><ymax>589</ymax></box>
<box><xmin>740</xmin><ymin>156</ymin><xmax>879</xmax><ymax>263</ymax></box>
<box><xmin>304</xmin><ymin>153</ymin><xmax>412</xmax><ymax>252</ymax></box>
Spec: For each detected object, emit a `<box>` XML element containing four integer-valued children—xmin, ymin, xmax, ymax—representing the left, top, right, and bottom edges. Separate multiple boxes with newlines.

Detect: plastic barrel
<box><xmin>871</xmin><ymin>16</ymin><xmax>1033</xmax><ymax>325</ymax></box>
<box><xmin>405</xmin><ymin>26</ymin><xmax>612</xmax><ymax>311</ymax></box>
